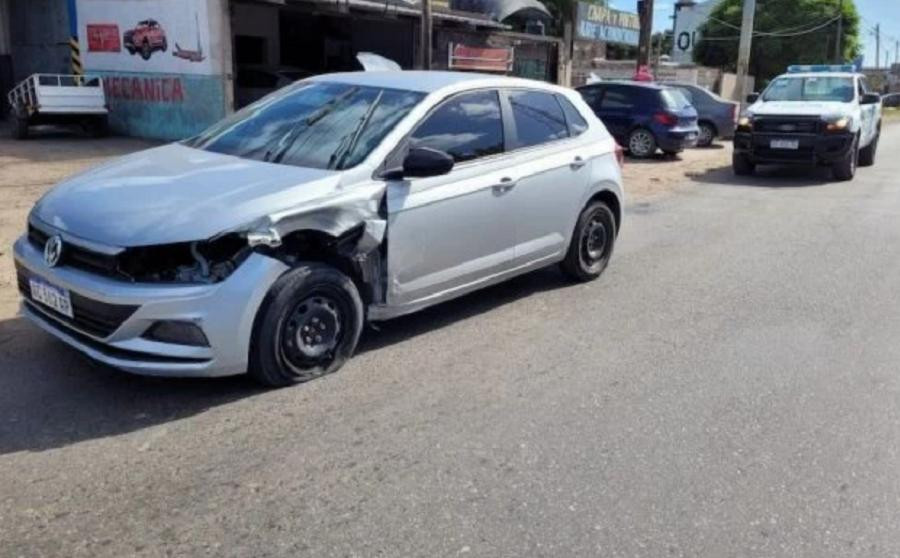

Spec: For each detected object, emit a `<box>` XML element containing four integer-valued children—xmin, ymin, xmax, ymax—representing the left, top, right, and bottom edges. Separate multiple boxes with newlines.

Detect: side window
<box><xmin>410</xmin><ymin>90</ymin><xmax>504</xmax><ymax>163</ymax></box>
<box><xmin>579</xmin><ymin>86</ymin><xmax>604</xmax><ymax>109</ymax></box>
<box><xmin>857</xmin><ymin>78</ymin><xmax>867</xmax><ymax>98</ymax></box>
<box><xmin>599</xmin><ymin>87</ymin><xmax>635</xmax><ymax>111</ymax></box>
<box><xmin>508</xmin><ymin>90</ymin><xmax>569</xmax><ymax>148</ymax></box>
<box><xmin>556</xmin><ymin>94</ymin><xmax>589</xmax><ymax>136</ymax></box>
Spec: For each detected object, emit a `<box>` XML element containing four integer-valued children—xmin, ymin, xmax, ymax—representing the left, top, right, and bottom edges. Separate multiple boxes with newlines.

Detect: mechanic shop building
<box><xmin>1</xmin><ymin>0</ymin><xmax>559</xmax><ymax>141</ymax></box>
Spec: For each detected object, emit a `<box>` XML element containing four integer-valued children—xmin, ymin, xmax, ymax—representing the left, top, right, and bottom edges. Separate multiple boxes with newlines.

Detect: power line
<box><xmin>707</xmin><ymin>14</ymin><xmax>839</xmax><ymax>37</ymax></box>
<box><xmin>701</xmin><ymin>14</ymin><xmax>843</xmax><ymax>42</ymax></box>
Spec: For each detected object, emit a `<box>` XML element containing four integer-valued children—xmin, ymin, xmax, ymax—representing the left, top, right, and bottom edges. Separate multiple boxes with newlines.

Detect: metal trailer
<box><xmin>7</xmin><ymin>74</ymin><xmax>109</xmax><ymax>139</ymax></box>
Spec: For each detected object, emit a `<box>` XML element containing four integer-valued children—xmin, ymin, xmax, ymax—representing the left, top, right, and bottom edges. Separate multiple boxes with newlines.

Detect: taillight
<box><xmin>614</xmin><ymin>143</ymin><xmax>625</xmax><ymax>168</ymax></box>
<box><xmin>653</xmin><ymin>111</ymin><xmax>678</xmax><ymax>127</ymax></box>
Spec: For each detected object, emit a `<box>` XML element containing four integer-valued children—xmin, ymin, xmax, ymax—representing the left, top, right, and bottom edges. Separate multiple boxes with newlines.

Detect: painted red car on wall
<box><xmin>123</xmin><ymin>19</ymin><xmax>168</xmax><ymax>60</ymax></box>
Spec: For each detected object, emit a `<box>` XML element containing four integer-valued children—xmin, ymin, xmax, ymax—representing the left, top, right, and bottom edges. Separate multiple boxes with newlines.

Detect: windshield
<box><xmin>762</xmin><ymin>76</ymin><xmax>855</xmax><ymax>103</ymax></box>
<box><xmin>186</xmin><ymin>82</ymin><xmax>424</xmax><ymax>170</ymax></box>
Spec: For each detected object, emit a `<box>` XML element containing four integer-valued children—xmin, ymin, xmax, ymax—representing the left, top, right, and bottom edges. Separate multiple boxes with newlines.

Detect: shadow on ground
<box><xmin>0</xmin><ymin>267</ymin><xmax>572</xmax><ymax>455</ymax></box>
<box><xmin>687</xmin><ymin>162</ymin><xmax>837</xmax><ymax>188</ymax></box>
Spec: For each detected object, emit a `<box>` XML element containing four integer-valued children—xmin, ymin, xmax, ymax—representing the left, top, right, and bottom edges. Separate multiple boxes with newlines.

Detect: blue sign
<box><xmin>576</xmin><ymin>2</ymin><xmax>641</xmax><ymax>46</ymax></box>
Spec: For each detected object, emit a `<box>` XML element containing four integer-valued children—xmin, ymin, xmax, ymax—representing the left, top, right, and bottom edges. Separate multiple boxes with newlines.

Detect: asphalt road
<box><xmin>3</xmin><ymin>126</ymin><xmax>900</xmax><ymax>557</ymax></box>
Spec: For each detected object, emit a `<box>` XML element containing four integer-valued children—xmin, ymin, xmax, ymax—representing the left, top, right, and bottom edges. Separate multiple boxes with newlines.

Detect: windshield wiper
<box><xmin>328</xmin><ymin>90</ymin><xmax>384</xmax><ymax>170</ymax></box>
<box><xmin>264</xmin><ymin>86</ymin><xmax>360</xmax><ymax>164</ymax></box>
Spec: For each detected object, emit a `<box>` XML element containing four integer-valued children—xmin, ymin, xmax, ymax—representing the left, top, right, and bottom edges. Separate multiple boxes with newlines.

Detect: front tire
<box><xmin>627</xmin><ymin>128</ymin><xmax>657</xmax><ymax>159</ymax></box>
<box><xmin>249</xmin><ymin>263</ymin><xmax>364</xmax><ymax>388</ymax></box>
<box><xmin>561</xmin><ymin>201</ymin><xmax>617</xmax><ymax>282</ymax></box>
<box><xmin>858</xmin><ymin>131</ymin><xmax>879</xmax><ymax>167</ymax></box>
<box><xmin>832</xmin><ymin>136</ymin><xmax>858</xmax><ymax>181</ymax></box>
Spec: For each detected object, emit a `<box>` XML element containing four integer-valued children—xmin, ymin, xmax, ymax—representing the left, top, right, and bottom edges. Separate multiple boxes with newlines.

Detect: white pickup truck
<box><xmin>7</xmin><ymin>74</ymin><xmax>109</xmax><ymax>139</ymax></box>
<box><xmin>733</xmin><ymin>65</ymin><xmax>882</xmax><ymax>181</ymax></box>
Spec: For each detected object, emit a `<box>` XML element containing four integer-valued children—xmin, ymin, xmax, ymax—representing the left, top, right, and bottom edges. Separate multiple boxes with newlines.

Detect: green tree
<box><xmin>693</xmin><ymin>0</ymin><xmax>861</xmax><ymax>84</ymax></box>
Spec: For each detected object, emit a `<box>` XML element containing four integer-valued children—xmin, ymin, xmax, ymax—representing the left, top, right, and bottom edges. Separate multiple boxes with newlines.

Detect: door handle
<box><xmin>492</xmin><ymin>177</ymin><xmax>517</xmax><ymax>194</ymax></box>
<box><xmin>570</xmin><ymin>156</ymin><xmax>587</xmax><ymax>170</ymax></box>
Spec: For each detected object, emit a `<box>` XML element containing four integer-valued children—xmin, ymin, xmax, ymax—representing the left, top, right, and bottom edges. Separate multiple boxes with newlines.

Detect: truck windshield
<box><xmin>762</xmin><ymin>76</ymin><xmax>855</xmax><ymax>103</ymax></box>
<box><xmin>185</xmin><ymin>82</ymin><xmax>424</xmax><ymax>170</ymax></box>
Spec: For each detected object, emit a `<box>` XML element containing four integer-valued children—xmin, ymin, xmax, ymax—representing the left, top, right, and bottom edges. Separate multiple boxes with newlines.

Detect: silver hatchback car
<box><xmin>13</xmin><ymin>71</ymin><xmax>624</xmax><ymax>386</ymax></box>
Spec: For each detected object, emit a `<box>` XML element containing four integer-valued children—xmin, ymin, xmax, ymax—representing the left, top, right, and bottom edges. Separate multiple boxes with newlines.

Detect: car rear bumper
<box><xmin>658</xmin><ymin>128</ymin><xmax>699</xmax><ymax>152</ymax></box>
<box><xmin>734</xmin><ymin>131</ymin><xmax>854</xmax><ymax>165</ymax></box>
<box><xmin>13</xmin><ymin>235</ymin><xmax>288</xmax><ymax>378</ymax></box>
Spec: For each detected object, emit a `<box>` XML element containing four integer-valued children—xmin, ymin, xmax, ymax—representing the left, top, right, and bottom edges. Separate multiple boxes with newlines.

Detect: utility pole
<box><xmin>735</xmin><ymin>0</ymin><xmax>756</xmax><ymax>100</ymax></box>
<box><xmin>878</xmin><ymin>24</ymin><xmax>883</xmax><ymax>69</ymax></box>
<box><xmin>833</xmin><ymin>0</ymin><xmax>843</xmax><ymax>63</ymax></box>
<box><xmin>420</xmin><ymin>0</ymin><xmax>432</xmax><ymax>70</ymax></box>
<box><xmin>637</xmin><ymin>0</ymin><xmax>655</xmax><ymax>71</ymax></box>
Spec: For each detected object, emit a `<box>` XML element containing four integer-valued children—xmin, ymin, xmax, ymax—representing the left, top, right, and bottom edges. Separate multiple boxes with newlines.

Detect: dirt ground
<box><xmin>0</xmin><ymin>124</ymin><xmax>731</xmax><ymax>321</ymax></box>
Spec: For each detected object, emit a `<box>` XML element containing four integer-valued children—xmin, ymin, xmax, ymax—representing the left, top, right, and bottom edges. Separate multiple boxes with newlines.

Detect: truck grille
<box><xmin>16</xmin><ymin>262</ymin><xmax>139</xmax><ymax>338</ymax></box>
<box><xmin>753</xmin><ymin>116</ymin><xmax>821</xmax><ymax>135</ymax></box>
<box><xmin>28</xmin><ymin>223</ymin><xmax>121</xmax><ymax>278</ymax></box>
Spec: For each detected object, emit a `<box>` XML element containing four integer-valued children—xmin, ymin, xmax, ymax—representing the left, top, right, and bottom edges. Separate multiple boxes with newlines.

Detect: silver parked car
<box><xmin>667</xmin><ymin>82</ymin><xmax>739</xmax><ymax>147</ymax></box>
<box><xmin>14</xmin><ymin>71</ymin><xmax>624</xmax><ymax>386</ymax></box>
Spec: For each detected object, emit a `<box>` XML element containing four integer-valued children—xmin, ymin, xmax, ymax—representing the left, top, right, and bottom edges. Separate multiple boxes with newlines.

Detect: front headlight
<box><xmin>117</xmin><ymin>234</ymin><xmax>251</xmax><ymax>283</ymax></box>
<box><xmin>737</xmin><ymin>116</ymin><xmax>753</xmax><ymax>131</ymax></box>
<box><xmin>825</xmin><ymin>116</ymin><xmax>851</xmax><ymax>132</ymax></box>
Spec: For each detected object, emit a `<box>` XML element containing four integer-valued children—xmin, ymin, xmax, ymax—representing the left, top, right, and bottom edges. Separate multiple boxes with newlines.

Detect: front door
<box><xmin>385</xmin><ymin>89</ymin><xmax>518</xmax><ymax>307</ymax></box>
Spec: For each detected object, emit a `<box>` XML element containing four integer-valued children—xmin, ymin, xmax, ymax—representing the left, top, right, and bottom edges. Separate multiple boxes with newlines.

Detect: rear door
<box><xmin>594</xmin><ymin>85</ymin><xmax>636</xmax><ymax>141</ymax></box>
<box><xmin>501</xmin><ymin>89</ymin><xmax>591</xmax><ymax>265</ymax></box>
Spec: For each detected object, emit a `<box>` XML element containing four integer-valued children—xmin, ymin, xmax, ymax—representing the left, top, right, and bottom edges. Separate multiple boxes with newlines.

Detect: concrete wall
<box><xmin>9</xmin><ymin>0</ymin><xmax>72</xmax><ymax>80</ymax></box>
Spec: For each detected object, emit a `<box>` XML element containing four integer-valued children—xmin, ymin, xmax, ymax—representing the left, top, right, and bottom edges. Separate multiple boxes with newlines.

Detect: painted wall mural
<box><xmin>76</xmin><ymin>0</ymin><xmax>219</xmax><ymax>75</ymax></box>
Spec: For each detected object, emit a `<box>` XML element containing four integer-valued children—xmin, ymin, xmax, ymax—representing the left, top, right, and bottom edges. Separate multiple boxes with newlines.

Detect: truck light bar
<box><xmin>787</xmin><ymin>64</ymin><xmax>857</xmax><ymax>73</ymax></box>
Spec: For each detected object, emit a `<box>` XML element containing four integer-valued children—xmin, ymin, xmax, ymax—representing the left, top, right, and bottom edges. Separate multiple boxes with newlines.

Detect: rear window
<box><xmin>508</xmin><ymin>90</ymin><xmax>569</xmax><ymax>148</ymax></box>
<box><xmin>662</xmin><ymin>88</ymin><xmax>692</xmax><ymax>109</ymax></box>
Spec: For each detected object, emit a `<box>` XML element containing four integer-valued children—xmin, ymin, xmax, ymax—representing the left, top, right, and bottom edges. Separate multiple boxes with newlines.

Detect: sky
<box><xmin>605</xmin><ymin>0</ymin><xmax>900</xmax><ymax>68</ymax></box>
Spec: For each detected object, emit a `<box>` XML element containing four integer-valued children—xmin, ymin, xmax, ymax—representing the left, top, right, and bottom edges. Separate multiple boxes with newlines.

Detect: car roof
<box><xmin>777</xmin><ymin>72</ymin><xmax>858</xmax><ymax>79</ymax></box>
<box><xmin>308</xmin><ymin>70</ymin><xmax>566</xmax><ymax>95</ymax></box>
<box><xmin>577</xmin><ymin>80</ymin><xmax>668</xmax><ymax>91</ymax></box>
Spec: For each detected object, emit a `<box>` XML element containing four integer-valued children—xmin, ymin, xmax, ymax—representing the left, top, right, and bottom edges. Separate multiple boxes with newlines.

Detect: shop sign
<box><xmin>576</xmin><ymin>2</ymin><xmax>640</xmax><ymax>46</ymax></box>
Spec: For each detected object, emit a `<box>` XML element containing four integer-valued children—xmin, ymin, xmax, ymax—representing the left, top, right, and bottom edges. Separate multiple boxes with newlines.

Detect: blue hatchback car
<box><xmin>577</xmin><ymin>81</ymin><xmax>700</xmax><ymax>158</ymax></box>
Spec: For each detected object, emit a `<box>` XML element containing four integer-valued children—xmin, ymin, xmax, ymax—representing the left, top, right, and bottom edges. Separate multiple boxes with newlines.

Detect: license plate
<box><xmin>30</xmin><ymin>278</ymin><xmax>74</xmax><ymax>318</ymax></box>
<box><xmin>686</xmin><ymin>133</ymin><xmax>697</xmax><ymax>140</ymax></box>
<box><xmin>771</xmin><ymin>139</ymin><xmax>799</xmax><ymax>150</ymax></box>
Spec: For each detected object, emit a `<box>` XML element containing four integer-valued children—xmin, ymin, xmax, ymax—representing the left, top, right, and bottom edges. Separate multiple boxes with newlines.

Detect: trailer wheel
<box><xmin>85</xmin><ymin>116</ymin><xmax>109</xmax><ymax>138</ymax></box>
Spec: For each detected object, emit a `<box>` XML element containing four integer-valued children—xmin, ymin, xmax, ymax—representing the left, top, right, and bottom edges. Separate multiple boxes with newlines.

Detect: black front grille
<box><xmin>16</xmin><ymin>262</ymin><xmax>139</xmax><ymax>338</ymax></box>
<box><xmin>754</xmin><ymin>117</ymin><xmax>821</xmax><ymax>135</ymax></box>
<box><xmin>28</xmin><ymin>223</ymin><xmax>121</xmax><ymax>278</ymax></box>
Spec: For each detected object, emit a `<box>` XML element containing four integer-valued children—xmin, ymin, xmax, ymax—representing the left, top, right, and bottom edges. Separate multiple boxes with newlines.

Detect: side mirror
<box><xmin>746</xmin><ymin>92</ymin><xmax>760</xmax><ymax>104</ymax></box>
<box><xmin>861</xmin><ymin>92</ymin><xmax>881</xmax><ymax>105</ymax></box>
<box><xmin>402</xmin><ymin>147</ymin><xmax>454</xmax><ymax>178</ymax></box>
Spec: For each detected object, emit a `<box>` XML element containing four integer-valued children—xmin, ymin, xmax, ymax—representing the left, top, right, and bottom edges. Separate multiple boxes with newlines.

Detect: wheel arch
<box><xmin>586</xmin><ymin>188</ymin><xmax>622</xmax><ymax>236</ymax></box>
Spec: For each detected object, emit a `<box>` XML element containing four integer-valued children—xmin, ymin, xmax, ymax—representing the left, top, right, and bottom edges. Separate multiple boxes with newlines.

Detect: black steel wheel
<box><xmin>697</xmin><ymin>122</ymin><xmax>716</xmax><ymax>148</ymax></box>
<box><xmin>833</xmin><ymin>135</ymin><xmax>858</xmax><ymax>181</ymax></box>
<box><xmin>561</xmin><ymin>201</ymin><xmax>617</xmax><ymax>282</ymax></box>
<box><xmin>250</xmin><ymin>263</ymin><xmax>363</xmax><ymax>387</ymax></box>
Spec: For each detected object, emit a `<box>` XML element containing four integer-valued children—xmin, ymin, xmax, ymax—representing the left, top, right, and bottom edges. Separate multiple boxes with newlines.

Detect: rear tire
<box><xmin>627</xmin><ymin>128</ymin><xmax>657</xmax><ymax>159</ymax></box>
<box><xmin>832</xmin><ymin>136</ymin><xmax>858</xmax><ymax>181</ymax></box>
<box><xmin>697</xmin><ymin>122</ymin><xmax>716</xmax><ymax>147</ymax></box>
<box><xmin>249</xmin><ymin>263</ymin><xmax>364</xmax><ymax>388</ymax></box>
<box><xmin>732</xmin><ymin>153</ymin><xmax>754</xmax><ymax>176</ymax></box>
<box><xmin>858</xmin><ymin>131</ymin><xmax>878</xmax><ymax>167</ymax></box>
<box><xmin>561</xmin><ymin>201</ymin><xmax>617</xmax><ymax>282</ymax></box>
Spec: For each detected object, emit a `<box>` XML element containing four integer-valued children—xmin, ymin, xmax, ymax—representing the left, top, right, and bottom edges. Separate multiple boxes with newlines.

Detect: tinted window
<box><xmin>411</xmin><ymin>90</ymin><xmax>504</xmax><ymax>163</ymax></box>
<box><xmin>578</xmin><ymin>86</ymin><xmax>604</xmax><ymax>108</ymax></box>
<box><xmin>186</xmin><ymin>82</ymin><xmax>424</xmax><ymax>170</ymax></box>
<box><xmin>599</xmin><ymin>87</ymin><xmax>635</xmax><ymax>110</ymax></box>
<box><xmin>557</xmin><ymin>95</ymin><xmax>589</xmax><ymax>136</ymax></box>
<box><xmin>508</xmin><ymin>90</ymin><xmax>569</xmax><ymax>148</ymax></box>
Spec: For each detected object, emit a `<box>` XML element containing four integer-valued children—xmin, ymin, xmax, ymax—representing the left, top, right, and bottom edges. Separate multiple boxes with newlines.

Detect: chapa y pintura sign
<box><xmin>576</xmin><ymin>2</ymin><xmax>640</xmax><ymax>46</ymax></box>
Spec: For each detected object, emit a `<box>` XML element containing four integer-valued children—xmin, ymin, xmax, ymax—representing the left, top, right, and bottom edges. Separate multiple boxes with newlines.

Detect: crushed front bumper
<box><xmin>13</xmin><ymin>235</ymin><xmax>288</xmax><ymax>377</ymax></box>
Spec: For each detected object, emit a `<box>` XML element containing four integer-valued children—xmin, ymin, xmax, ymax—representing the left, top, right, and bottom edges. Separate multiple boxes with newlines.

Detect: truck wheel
<box><xmin>561</xmin><ymin>201</ymin><xmax>617</xmax><ymax>282</ymax></box>
<box><xmin>249</xmin><ymin>263</ymin><xmax>364</xmax><ymax>388</ymax></box>
<box><xmin>833</xmin><ymin>136</ymin><xmax>858</xmax><ymax>181</ymax></box>
<box><xmin>732</xmin><ymin>153</ymin><xmax>754</xmax><ymax>176</ymax></box>
<box><xmin>858</xmin><ymin>132</ymin><xmax>879</xmax><ymax>167</ymax></box>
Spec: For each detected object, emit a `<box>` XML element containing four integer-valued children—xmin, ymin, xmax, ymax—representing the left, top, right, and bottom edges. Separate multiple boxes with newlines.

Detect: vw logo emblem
<box><xmin>44</xmin><ymin>235</ymin><xmax>63</xmax><ymax>267</ymax></box>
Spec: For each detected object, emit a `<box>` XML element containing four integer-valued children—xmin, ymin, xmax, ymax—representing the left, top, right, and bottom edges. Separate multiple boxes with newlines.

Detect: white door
<box><xmin>386</xmin><ymin>89</ymin><xmax>518</xmax><ymax>307</ymax></box>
